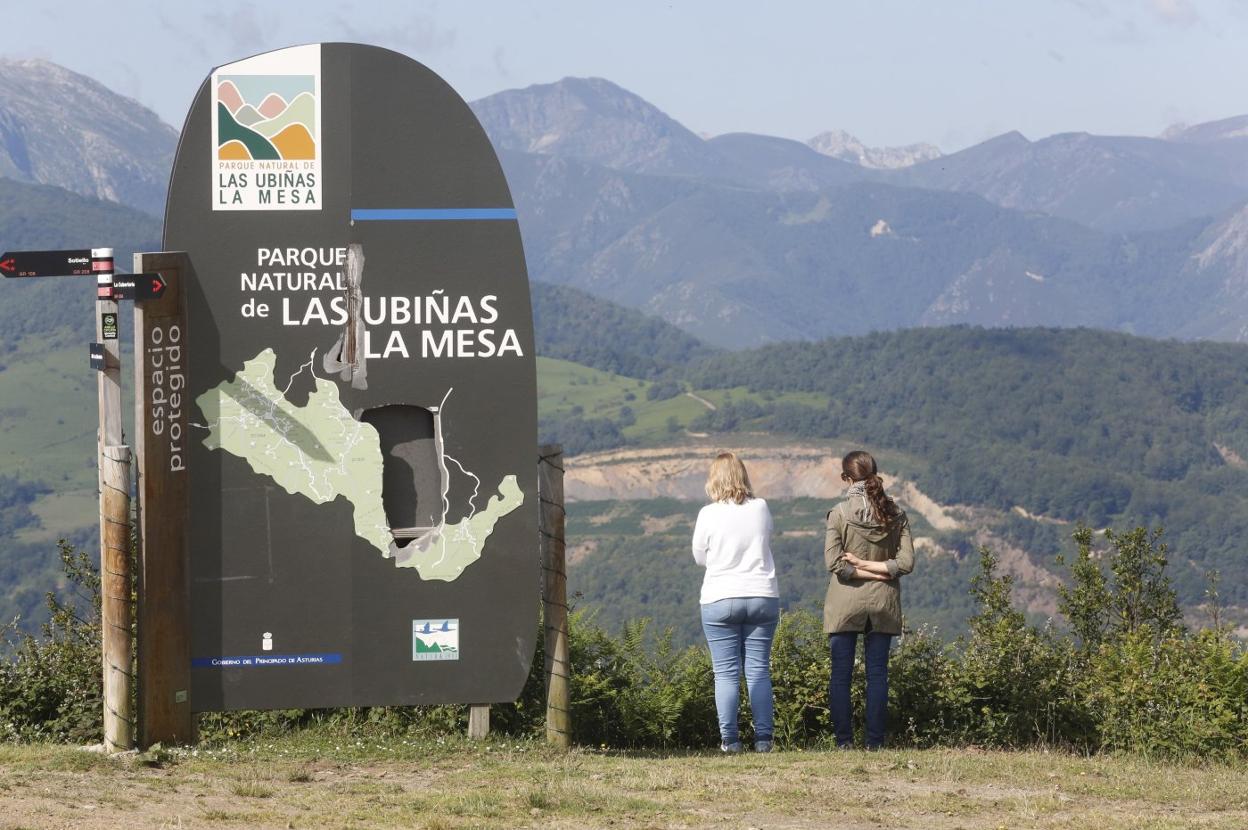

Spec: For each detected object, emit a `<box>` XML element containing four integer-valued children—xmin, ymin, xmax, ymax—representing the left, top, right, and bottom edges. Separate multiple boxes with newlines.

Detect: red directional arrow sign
<box><xmin>0</xmin><ymin>249</ymin><xmax>97</xmax><ymax>278</ymax></box>
<box><xmin>111</xmin><ymin>272</ymin><xmax>167</xmax><ymax>301</ymax></box>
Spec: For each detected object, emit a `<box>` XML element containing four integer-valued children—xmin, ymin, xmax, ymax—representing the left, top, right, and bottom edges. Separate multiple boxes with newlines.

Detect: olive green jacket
<box><xmin>823</xmin><ymin>492</ymin><xmax>915</xmax><ymax>635</ymax></box>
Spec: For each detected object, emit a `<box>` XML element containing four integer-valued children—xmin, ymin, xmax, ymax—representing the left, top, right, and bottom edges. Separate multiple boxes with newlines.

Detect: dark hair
<box><xmin>842</xmin><ymin>450</ymin><xmax>898</xmax><ymax>527</ymax></box>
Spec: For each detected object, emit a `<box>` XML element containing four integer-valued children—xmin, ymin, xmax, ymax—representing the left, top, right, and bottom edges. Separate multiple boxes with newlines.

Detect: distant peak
<box><xmin>0</xmin><ymin>57</ymin><xmax>57</xmax><ymax>68</ymax></box>
<box><xmin>1161</xmin><ymin>114</ymin><xmax>1248</xmax><ymax>144</ymax></box>
<box><xmin>975</xmin><ymin>130</ymin><xmax>1031</xmax><ymax>149</ymax></box>
<box><xmin>807</xmin><ymin>129</ymin><xmax>941</xmax><ymax>169</ymax></box>
<box><xmin>0</xmin><ymin>57</ymin><xmax>89</xmax><ymax>76</ymax></box>
<box><xmin>469</xmin><ymin>74</ymin><xmax>705</xmax><ymax>174</ymax></box>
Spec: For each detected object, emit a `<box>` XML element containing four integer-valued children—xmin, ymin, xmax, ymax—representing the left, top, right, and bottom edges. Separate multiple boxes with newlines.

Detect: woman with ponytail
<box><xmin>823</xmin><ymin>450</ymin><xmax>914</xmax><ymax>749</ymax></box>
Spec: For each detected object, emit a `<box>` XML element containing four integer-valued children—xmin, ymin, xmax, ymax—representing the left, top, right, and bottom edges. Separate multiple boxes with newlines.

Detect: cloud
<box><xmin>202</xmin><ymin>5</ymin><xmax>277</xmax><ymax>58</ymax></box>
<box><xmin>330</xmin><ymin>11</ymin><xmax>456</xmax><ymax>56</ymax></box>
<box><xmin>492</xmin><ymin>45</ymin><xmax>510</xmax><ymax>79</ymax></box>
<box><xmin>156</xmin><ymin>7</ymin><xmax>209</xmax><ymax>60</ymax></box>
<box><xmin>1058</xmin><ymin>0</ymin><xmax>1111</xmax><ymax>18</ymax></box>
<box><xmin>1151</xmin><ymin>0</ymin><xmax>1200</xmax><ymax>27</ymax></box>
<box><xmin>1059</xmin><ymin>0</ymin><xmax>1202</xmax><ymax>35</ymax></box>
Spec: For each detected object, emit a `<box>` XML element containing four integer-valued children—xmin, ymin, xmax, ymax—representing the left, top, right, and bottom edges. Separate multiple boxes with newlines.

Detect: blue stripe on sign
<box><xmin>351</xmin><ymin>208</ymin><xmax>517</xmax><ymax>221</ymax></box>
<box><xmin>192</xmin><ymin>653</ymin><xmax>342</xmax><ymax>668</ymax></box>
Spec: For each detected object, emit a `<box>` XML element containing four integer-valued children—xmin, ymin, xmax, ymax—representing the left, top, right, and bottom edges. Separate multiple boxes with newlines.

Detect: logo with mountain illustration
<box><xmin>210</xmin><ymin>44</ymin><xmax>322</xmax><ymax>211</ymax></box>
<box><xmin>217</xmin><ymin>76</ymin><xmax>316</xmax><ymax>161</ymax></box>
<box><xmin>412</xmin><ymin>619</ymin><xmax>460</xmax><ymax>662</ymax></box>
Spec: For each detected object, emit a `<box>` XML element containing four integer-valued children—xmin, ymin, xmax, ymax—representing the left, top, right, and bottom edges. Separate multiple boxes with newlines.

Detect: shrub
<box><xmin>769</xmin><ymin>610</ymin><xmax>830</xmax><ymax>745</ymax></box>
<box><xmin>568</xmin><ymin>614</ymin><xmax>716</xmax><ymax>748</ymax></box>
<box><xmin>888</xmin><ymin>626</ymin><xmax>960</xmax><ymax>748</ymax></box>
<box><xmin>0</xmin><ymin>541</ymin><xmax>102</xmax><ymax>743</ymax></box>
<box><xmin>4</xmin><ymin>527</ymin><xmax>1246</xmax><ymax>761</ymax></box>
<box><xmin>1087</xmin><ymin>628</ymin><xmax>1248</xmax><ymax>761</ymax></box>
<box><xmin>646</xmin><ymin>381</ymin><xmax>684</xmax><ymax>402</ymax></box>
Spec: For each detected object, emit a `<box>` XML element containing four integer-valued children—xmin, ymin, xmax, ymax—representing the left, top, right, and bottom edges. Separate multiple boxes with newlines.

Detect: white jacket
<box><xmin>691</xmin><ymin>498</ymin><xmax>780</xmax><ymax>604</ymax></box>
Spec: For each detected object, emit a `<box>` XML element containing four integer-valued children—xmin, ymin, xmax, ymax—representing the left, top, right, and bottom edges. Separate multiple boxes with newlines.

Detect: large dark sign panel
<box><xmin>165</xmin><ymin>44</ymin><xmax>538</xmax><ymax>710</ymax></box>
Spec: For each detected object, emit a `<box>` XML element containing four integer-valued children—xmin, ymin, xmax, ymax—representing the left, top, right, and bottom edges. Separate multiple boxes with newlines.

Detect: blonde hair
<box><xmin>705</xmin><ymin>452</ymin><xmax>754</xmax><ymax>504</ymax></box>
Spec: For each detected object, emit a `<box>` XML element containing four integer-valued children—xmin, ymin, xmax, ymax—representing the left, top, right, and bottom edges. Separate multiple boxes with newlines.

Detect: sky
<box><xmin>3</xmin><ymin>0</ymin><xmax>1247</xmax><ymax>152</ymax></box>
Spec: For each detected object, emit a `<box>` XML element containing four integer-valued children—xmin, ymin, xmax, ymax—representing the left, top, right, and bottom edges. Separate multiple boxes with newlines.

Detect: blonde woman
<box><xmin>691</xmin><ymin>452</ymin><xmax>780</xmax><ymax>753</ymax></box>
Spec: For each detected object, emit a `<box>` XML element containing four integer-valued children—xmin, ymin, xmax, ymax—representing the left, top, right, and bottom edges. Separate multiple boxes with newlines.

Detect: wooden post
<box><xmin>539</xmin><ymin>444</ymin><xmax>570</xmax><ymax>748</ymax></box>
<box><xmin>468</xmin><ymin>705</ymin><xmax>490</xmax><ymax>740</ymax></box>
<box><xmin>95</xmin><ymin>247</ymin><xmax>133</xmax><ymax>753</ymax></box>
<box><xmin>133</xmin><ymin>252</ymin><xmax>193</xmax><ymax>748</ymax></box>
<box><xmin>100</xmin><ymin>445</ymin><xmax>132</xmax><ymax>752</ymax></box>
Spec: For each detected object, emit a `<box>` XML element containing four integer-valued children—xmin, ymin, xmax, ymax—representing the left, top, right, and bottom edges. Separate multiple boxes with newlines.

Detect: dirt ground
<box><xmin>1</xmin><ymin>741</ymin><xmax>1246</xmax><ymax>830</ymax></box>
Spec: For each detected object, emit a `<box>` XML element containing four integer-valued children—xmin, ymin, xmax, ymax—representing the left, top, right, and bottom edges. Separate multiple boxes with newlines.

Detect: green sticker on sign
<box><xmin>102</xmin><ymin>312</ymin><xmax>118</xmax><ymax>340</ymax></box>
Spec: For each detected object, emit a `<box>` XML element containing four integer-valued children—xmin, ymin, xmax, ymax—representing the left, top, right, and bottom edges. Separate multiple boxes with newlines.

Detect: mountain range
<box><xmin>3</xmin><ymin>61</ymin><xmax>1248</xmax><ymax>348</ymax></box>
<box><xmin>0</xmin><ymin>59</ymin><xmax>175</xmax><ymax>216</ymax></box>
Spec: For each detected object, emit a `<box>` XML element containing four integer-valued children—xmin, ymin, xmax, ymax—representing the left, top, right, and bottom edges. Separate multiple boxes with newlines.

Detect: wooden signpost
<box><xmin>90</xmin><ymin>249</ymin><xmax>132</xmax><ymax>754</ymax></box>
<box><xmin>132</xmin><ymin>252</ymin><xmax>193</xmax><ymax>748</ymax></box>
<box><xmin>2</xmin><ymin>246</ymin><xmax>192</xmax><ymax>752</ymax></box>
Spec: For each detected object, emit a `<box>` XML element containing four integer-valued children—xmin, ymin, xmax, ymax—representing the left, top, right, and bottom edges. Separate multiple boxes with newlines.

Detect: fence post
<box><xmin>539</xmin><ymin>444</ymin><xmax>570</xmax><ymax>748</ymax></box>
<box><xmin>468</xmin><ymin>705</ymin><xmax>490</xmax><ymax>740</ymax></box>
<box><xmin>100</xmin><ymin>444</ymin><xmax>133</xmax><ymax>752</ymax></box>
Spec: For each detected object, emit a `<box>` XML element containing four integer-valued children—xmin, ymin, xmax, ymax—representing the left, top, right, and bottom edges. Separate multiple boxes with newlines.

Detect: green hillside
<box><xmin>0</xmin><ymin>177</ymin><xmax>162</xmax><ymax>352</ymax></box>
<box><xmin>681</xmin><ymin>327</ymin><xmax>1248</xmax><ymax>605</ymax></box>
<box><xmin>532</xmin><ymin>281</ymin><xmax>718</xmax><ymax>378</ymax></box>
<box><xmin>0</xmin><ymin>178</ymin><xmax>158</xmax><ymax>628</ymax></box>
<box><xmin>536</xmin><ymin>324</ymin><xmax>1248</xmax><ymax>624</ymax></box>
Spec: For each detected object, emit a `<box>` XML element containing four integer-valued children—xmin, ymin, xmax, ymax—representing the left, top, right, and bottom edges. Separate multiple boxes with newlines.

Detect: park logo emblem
<box><xmin>210</xmin><ymin>44</ymin><xmax>322</xmax><ymax>211</ymax></box>
<box><xmin>412</xmin><ymin>619</ymin><xmax>460</xmax><ymax>662</ymax></box>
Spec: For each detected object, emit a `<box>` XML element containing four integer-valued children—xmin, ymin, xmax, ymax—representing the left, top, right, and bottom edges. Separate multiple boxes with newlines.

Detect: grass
<box><xmin>535</xmin><ymin>356</ymin><xmax>833</xmax><ymax>445</ymax></box>
<box><xmin>0</xmin><ymin>734</ymin><xmax>1246</xmax><ymax>829</ymax></box>
<box><xmin>0</xmin><ymin>335</ymin><xmax>132</xmax><ymax>491</ymax></box>
<box><xmin>0</xmin><ymin>336</ymin><xmax>134</xmax><ymax>556</ymax></box>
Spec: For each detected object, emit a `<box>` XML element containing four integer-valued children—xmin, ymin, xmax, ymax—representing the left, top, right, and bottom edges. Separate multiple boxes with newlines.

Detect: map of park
<box><xmin>195</xmin><ymin>348</ymin><xmax>522</xmax><ymax>581</ymax></box>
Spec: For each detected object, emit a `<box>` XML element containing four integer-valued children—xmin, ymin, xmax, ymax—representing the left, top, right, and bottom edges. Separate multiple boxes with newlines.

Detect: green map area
<box><xmin>196</xmin><ymin>348</ymin><xmax>392</xmax><ymax>553</ymax></box>
<box><xmin>393</xmin><ymin>475</ymin><xmax>524</xmax><ymax>581</ymax></box>
<box><xmin>195</xmin><ymin>348</ymin><xmax>523</xmax><ymax>582</ymax></box>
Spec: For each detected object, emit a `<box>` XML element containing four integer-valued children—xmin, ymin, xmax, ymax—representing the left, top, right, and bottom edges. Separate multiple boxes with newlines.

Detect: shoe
<box><xmin>720</xmin><ymin>741</ymin><xmax>743</xmax><ymax>753</ymax></box>
<box><xmin>754</xmin><ymin>739</ymin><xmax>774</xmax><ymax>753</ymax></box>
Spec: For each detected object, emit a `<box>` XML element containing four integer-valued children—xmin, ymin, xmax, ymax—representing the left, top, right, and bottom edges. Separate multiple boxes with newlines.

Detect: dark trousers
<box><xmin>828</xmin><ymin>630</ymin><xmax>893</xmax><ymax>748</ymax></box>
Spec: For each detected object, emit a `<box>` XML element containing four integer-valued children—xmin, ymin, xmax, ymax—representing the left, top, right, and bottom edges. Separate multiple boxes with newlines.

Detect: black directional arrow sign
<box><xmin>0</xmin><ymin>249</ymin><xmax>95</xmax><ymax>278</ymax></box>
<box><xmin>111</xmin><ymin>272</ymin><xmax>167</xmax><ymax>301</ymax></box>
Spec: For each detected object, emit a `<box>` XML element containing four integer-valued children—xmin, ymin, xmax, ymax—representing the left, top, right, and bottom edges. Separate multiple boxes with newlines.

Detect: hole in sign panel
<box><xmin>360</xmin><ymin>404</ymin><xmax>444</xmax><ymax>546</ymax></box>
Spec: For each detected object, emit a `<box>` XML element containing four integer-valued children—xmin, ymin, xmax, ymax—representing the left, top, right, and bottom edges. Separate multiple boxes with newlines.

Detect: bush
<box><xmin>1087</xmin><ymin>629</ymin><xmax>1248</xmax><ymax>761</ymax></box>
<box><xmin>646</xmin><ymin>380</ymin><xmax>684</xmax><ymax>402</ymax></box>
<box><xmin>944</xmin><ymin>548</ymin><xmax>1085</xmax><ymax>749</ymax></box>
<box><xmin>888</xmin><ymin>627</ymin><xmax>960</xmax><ymax>747</ymax></box>
<box><xmin>4</xmin><ymin>527</ymin><xmax>1247</xmax><ymax>760</ymax></box>
<box><xmin>0</xmin><ymin>541</ymin><xmax>102</xmax><ymax>743</ymax></box>
<box><xmin>569</xmin><ymin>615</ymin><xmax>716</xmax><ymax>748</ymax></box>
<box><xmin>769</xmin><ymin>610</ymin><xmax>830</xmax><ymax>745</ymax></box>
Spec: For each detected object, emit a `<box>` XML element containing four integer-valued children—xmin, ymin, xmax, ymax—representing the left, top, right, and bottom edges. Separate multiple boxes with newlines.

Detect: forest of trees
<box><xmin>541</xmin><ymin>323</ymin><xmax>1248</xmax><ymax>610</ymax></box>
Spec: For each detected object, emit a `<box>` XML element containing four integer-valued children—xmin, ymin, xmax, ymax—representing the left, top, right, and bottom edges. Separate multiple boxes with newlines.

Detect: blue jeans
<box><xmin>700</xmin><ymin>596</ymin><xmax>779</xmax><ymax>743</ymax></box>
<box><xmin>828</xmin><ymin>630</ymin><xmax>893</xmax><ymax>749</ymax></box>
